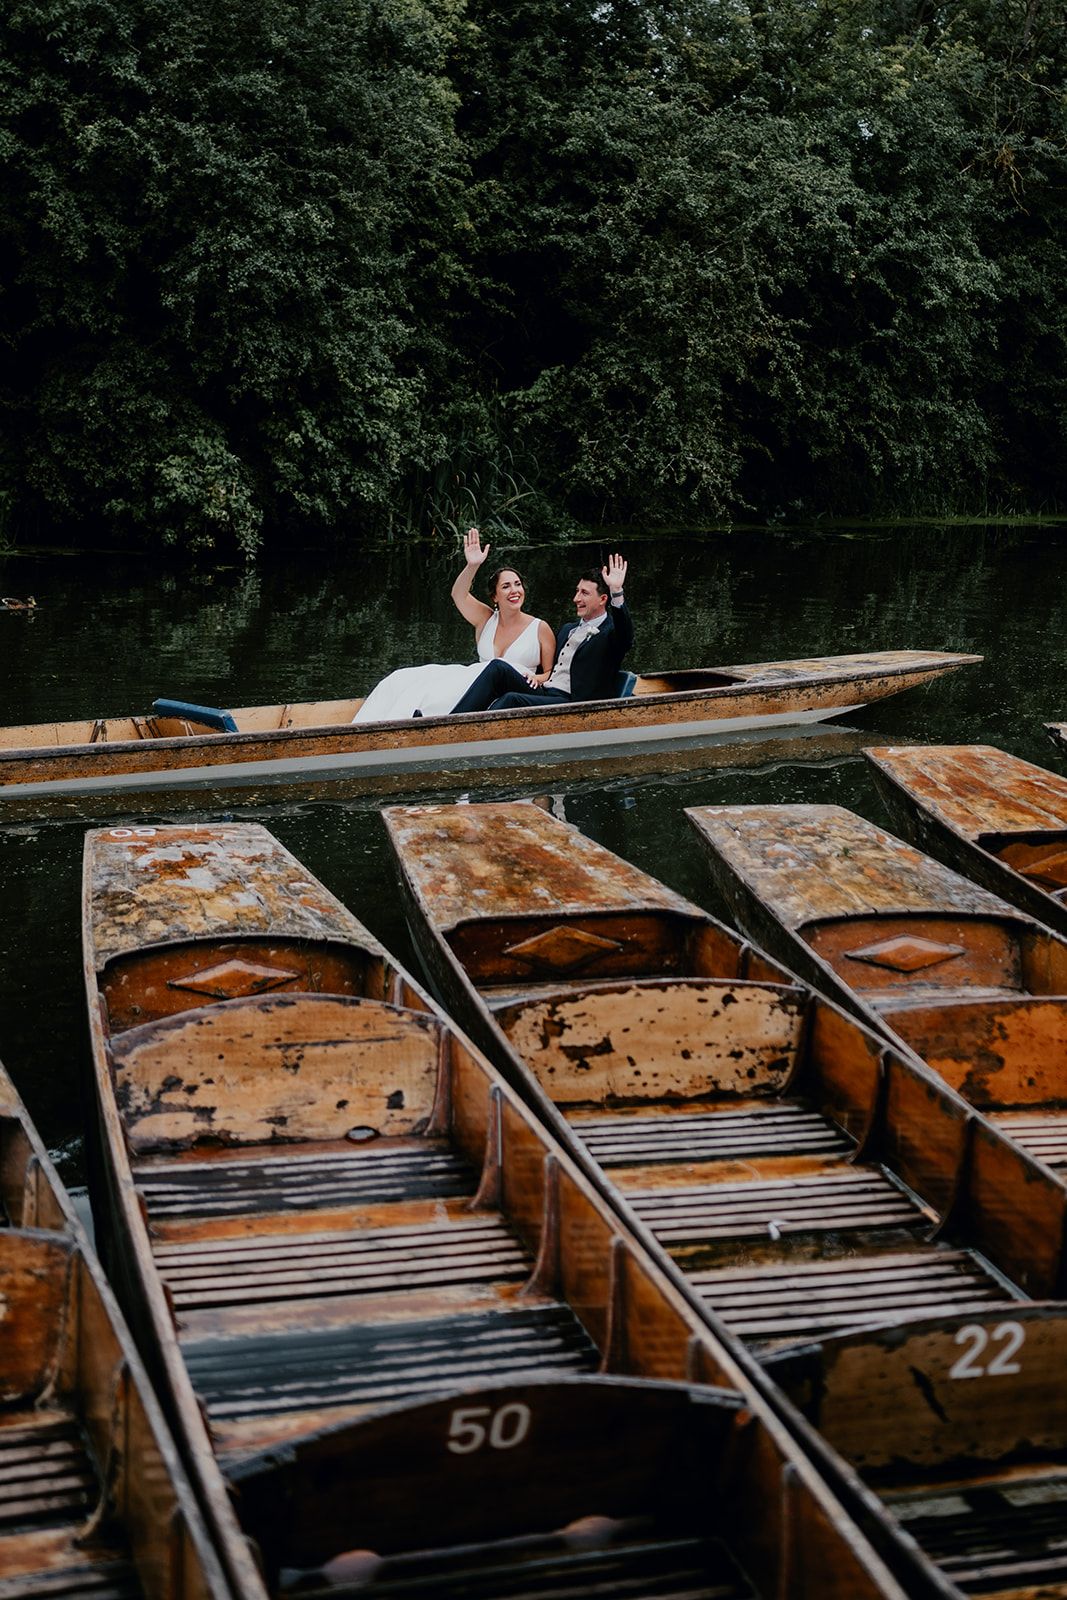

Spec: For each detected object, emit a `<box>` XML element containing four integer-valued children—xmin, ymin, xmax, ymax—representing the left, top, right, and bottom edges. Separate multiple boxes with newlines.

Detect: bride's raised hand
<box><xmin>464</xmin><ymin>527</ymin><xmax>490</xmax><ymax>568</ymax></box>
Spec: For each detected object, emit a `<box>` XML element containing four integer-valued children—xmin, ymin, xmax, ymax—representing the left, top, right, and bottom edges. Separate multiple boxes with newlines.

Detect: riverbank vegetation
<box><xmin>3</xmin><ymin>0</ymin><xmax>1064</xmax><ymax>554</ymax></box>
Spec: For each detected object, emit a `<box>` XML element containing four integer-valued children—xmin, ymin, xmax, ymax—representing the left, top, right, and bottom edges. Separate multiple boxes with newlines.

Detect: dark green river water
<box><xmin>1</xmin><ymin>522</ymin><xmax>1064</xmax><ymax>1184</ymax></box>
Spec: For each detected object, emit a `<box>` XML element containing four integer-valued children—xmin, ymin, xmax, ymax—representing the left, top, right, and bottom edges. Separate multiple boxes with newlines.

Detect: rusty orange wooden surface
<box><xmin>384</xmin><ymin>801</ymin><xmax>701</xmax><ymax>932</ymax></box>
<box><xmin>385</xmin><ymin>797</ymin><xmax>1067</xmax><ymax>1595</ymax></box>
<box><xmin>867</xmin><ymin>744</ymin><xmax>1067</xmax><ymax>837</ymax></box>
<box><xmin>687</xmin><ymin>803</ymin><xmax>1010</xmax><ymax>928</ymax></box>
<box><xmin>86</xmin><ymin>822</ymin><xmax>379</xmax><ymax>966</ymax></box>
<box><xmin>83</xmin><ymin>821</ymin><xmax>907</xmax><ymax>1600</ymax></box>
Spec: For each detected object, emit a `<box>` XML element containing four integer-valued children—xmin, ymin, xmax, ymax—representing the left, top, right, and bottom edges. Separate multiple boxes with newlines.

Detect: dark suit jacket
<box><xmin>555</xmin><ymin>600</ymin><xmax>633</xmax><ymax>701</ymax></box>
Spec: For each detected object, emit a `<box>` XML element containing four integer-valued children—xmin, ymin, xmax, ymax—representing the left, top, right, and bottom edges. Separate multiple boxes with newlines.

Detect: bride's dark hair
<box><xmin>487</xmin><ymin>566</ymin><xmax>526</xmax><ymax>605</ymax></box>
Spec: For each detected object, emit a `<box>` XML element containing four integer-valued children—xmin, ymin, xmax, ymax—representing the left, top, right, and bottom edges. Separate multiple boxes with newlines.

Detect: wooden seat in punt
<box><xmin>687</xmin><ymin>801</ymin><xmax>1067</xmax><ymax>1181</ymax></box>
<box><xmin>0</xmin><ymin>650</ymin><xmax>979</xmax><ymax>814</ymax></box>
<box><xmin>0</xmin><ymin>1062</ymin><xmax>229</xmax><ymax>1600</ymax></box>
<box><xmin>82</xmin><ymin>823</ymin><xmax>905</xmax><ymax>1600</ymax></box>
<box><xmin>865</xmin><ymin>743</ymin><xmax>1067</xmax><ymax>938</ymax></box>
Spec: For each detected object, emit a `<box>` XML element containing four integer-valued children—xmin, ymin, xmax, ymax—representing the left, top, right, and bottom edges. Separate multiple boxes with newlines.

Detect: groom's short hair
<box><xmin>578</xmin><ymin>568</ymin><xmax>610</xmax><ymax>597</ymax></box>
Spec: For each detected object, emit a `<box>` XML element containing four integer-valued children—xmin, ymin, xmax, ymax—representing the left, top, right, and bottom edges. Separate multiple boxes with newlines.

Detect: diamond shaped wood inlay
<box><xmin>844</xmin><ymin>935</ymin><xmax>965</xmax><ymax>973</ymax></box>
<box><xmin>167</xmin><ymin>958</ymin><xmax>301</xmax><ymax>999</ymax></box>
<box><xmin>503</xmin><ymin>925</ymin><xmax>622</xmax><ymax>972</ymax></box>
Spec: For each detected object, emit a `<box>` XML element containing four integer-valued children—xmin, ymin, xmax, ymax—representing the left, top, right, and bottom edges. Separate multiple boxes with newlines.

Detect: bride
<box><xmin>352</xmin><ymin>529</ymin><xmax>556</xmax><ymax>722</ymax></box>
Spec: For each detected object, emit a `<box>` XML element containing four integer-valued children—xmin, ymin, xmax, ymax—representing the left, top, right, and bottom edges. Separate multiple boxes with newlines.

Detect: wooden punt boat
<box><xmin>82</xmin><ymin>822</ymin><xmax>904</xmax><ymax>1600</ymax></box>
<box><xmin>382</xmin><ymin>801</ymin><xmax>1067</xmax><ymax>1596</ymax></box>
<box><xmin>687</xmin><ymin>801</ymin><xmax>1067</xmax><ymax>1184</ymax></box>
<box><xmin>765</xmin><ymin>1304</ymin><xmax>1067</xmax><ymax>1598</ymax></box>
<box><xmin>865</xmin><ymin>742</ymin><xmax>1067</xmax><ymax>938</ymax></box>
<box><xmin>2</xmin><ymin>649</ymin><xmax>978</xmax><ymax>813</ymax></box>
<box><xmin>0</xmin><ymin>1060</ymin><xmax>230</xmax><ymax>1600</ymax></box>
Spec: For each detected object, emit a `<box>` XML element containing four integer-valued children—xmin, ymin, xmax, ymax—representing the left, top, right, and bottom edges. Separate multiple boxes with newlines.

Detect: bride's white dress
<box><xmin>352</xmin><ymin>613</ymin><xmax>542</xmax><ymax>723</ymax></box>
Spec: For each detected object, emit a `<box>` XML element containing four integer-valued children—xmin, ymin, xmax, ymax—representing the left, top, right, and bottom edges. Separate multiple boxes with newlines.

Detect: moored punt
<box><xmin>382</xmin><ymin>802</ymin><xmax>1067</xmax><ymax>1332</ymax></box>
<box><xmin>1</xmin><ymin>650</ymin><xmax>978</xmax><ymax>814</ymax></box>
<box><xmin>0</xmin><ymin>1063</ymin><xmax>230</xmax><ymax>1600</ymax></box>
<box><xmin>383</xmin><ymin>802</ymin><xmax>1067</xmax><ymax>1595</ymax></box>
<box><xmin>765</xmin><ymin>1305</ymin><xmax>1067</xmax><ymax>1598</ymax></box>
<box><xmin>686</xmin><ymin>802</ymin><xmax>1067</xmax><ymax>1183</ymax></box>
<box><xmin>866</xmin><ymin>742</ymin><xmax>1067</xmax><ymax>937</ymax></box>
<box><xmin>82</xmin><ymin>823</ymin><xmax>905</xmax><ymax>1600</ymax></box>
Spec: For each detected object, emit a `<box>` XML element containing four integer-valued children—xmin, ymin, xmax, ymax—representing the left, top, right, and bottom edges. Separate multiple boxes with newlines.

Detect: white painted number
<box><xmin>108</xmin><ymin>827</ymin><xmax>157</xmax><ymax>840</ymax></box>
<box><xmin>948</xmin><ymin>1320</ymin><xmax>1025</xmax><ymax>1380</ymax></box>
<box><xmin>446</xmin><ymin>1402</ymin><xmax>531</xmax><ymax>1454</ymax></box>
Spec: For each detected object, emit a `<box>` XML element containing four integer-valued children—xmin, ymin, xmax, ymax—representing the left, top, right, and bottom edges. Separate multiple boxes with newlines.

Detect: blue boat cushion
<box><xmin>616</xmin><ymin>670</ymin><xmax>637</xmax><ymax>698</ymax></box>
<box><xmin>152</xmin><ymin>699</ymin><xmax>238</xmax><ymax>733</ymax></box>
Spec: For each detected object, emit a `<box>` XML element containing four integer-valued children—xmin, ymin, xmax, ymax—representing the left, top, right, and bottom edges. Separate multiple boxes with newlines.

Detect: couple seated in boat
<box><xmin>353</xmin><ymin>529</ymin><xmax>631</xmax><ymax>723</ymax></box>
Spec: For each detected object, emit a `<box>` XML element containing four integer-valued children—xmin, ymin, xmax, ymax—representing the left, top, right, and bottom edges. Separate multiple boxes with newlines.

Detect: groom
<box><xmin>450</xmin><ymin>553</ymin><xmax>631</xmax><ymax>714</ymax></box>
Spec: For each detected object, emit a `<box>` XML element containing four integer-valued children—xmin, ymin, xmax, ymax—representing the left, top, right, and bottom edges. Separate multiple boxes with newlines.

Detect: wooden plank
<box><xmin>384</xmin><ymin>800</ymin><xmax>697</xmax><ymax>932</ymax></box>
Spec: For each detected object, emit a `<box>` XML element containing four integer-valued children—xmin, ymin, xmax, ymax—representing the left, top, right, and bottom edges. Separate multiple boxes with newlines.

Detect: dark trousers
<box><xmin>450</xmin><ymin>659</ymin><xmax>572</xmax><ymax>714</ymax></box>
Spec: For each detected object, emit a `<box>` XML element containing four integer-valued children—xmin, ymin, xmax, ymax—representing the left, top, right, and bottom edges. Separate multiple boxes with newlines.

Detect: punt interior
<box><xmin>84</xmin><ymin>823</ymin><xmax>898</xmax><ymax>1600</ymax></box>
<box><xmin>766</xmin><ymin>1306</ymin><xmax>1067</xmax><ymax>1600</ymax></box>
<box><xmin>382</xmin><ymin>804</ymin><xmax>1067</xmax><ymax>1360</ymax></box>
<box><xmin>686</xmin><ymin>803</ymin><xmax>1067</xmax><ymax>1184</ymax></box>
<box><xmin>0</xmin><ymin>1064</ymin><xmax>227</xmax><ymax>1600</ymax></box>
<box><xmin>0</xmin><ymin>1231</ymin><xmax>226</xmax><ymax>1600</ymax></box>
<box><xmin>0</xmin><ymin>675</ymin><xmax>751</xmax><ymax>748</ymax></box>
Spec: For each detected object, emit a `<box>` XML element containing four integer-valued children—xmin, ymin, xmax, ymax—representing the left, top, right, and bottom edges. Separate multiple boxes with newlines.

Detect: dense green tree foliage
<box><xmin>2</xmin><ymin>0</ymin><xmax>1064</xmax><ymax>551</ymax></box>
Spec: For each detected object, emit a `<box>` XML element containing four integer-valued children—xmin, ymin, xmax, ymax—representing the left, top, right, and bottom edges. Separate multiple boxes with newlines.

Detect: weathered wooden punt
<box><xmin>866</xmin><ymin>742</ymin><xmax>1067</xmax><ymax>938</ymax></box>
<box><xmin>687</xmin><ymin>801</ymin><xmax>1067</xmax><ymax>1185</ymax></box>
<box><xmin>765</xmin><ymin>1304</ymin><xmax>1067</xmax><ymax>1598</ymax></box>
<box><xmin>1</xmin><ymin>650</ymin><xmax>978</xmax><ymax>812</ymax></box>
<box><xmin>382</xmin><ymin>801</ymin><xmax>1067</xmax><ymax>1595</ymax></box>
<box><xmin>83</xmin><ymin>823</ymin><xmax>905</xmax><ymax>1600</ymax></box>
<box><xmin>0</xmin><ymin>1060</ymin><xmax>230</xmax><ymax>1600</ymax></box>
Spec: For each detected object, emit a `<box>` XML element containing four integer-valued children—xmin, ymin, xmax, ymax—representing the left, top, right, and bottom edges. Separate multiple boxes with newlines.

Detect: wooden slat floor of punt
<box><xmin>0</xmin><ymin>1410</ymin><xmax>141</xmax><ymax>1600</ymax></box>
<box><xmin>689</xmin><ymin>1252</ymin><xmax>1007</xmax><ymax>1343</ymax></box>
<box><xmin>625</xmin><ymin>1167</ymin><xmax>922</xmax><ymax>1244</ymax></box>
<box><xmin>142</xmin><ymin>1131</ymin><xmax>603</xmax><ymax>1450</ymax></box>
<box><xmin>567</xmin><ymin>1100</ymin><xmax>1015</xmax><ymax>1347</ymax></box>
<box><xmin>139</xmin><ymin>1140</ymin><xmax>472</xmax><ymax>1221</ymax></box>
<box><xmin>183</xmin><ymin>1303</ymin><xmax>599</xmax><ymax>1422</ymax></box>
<box><xmin>0</xmin><ymin>1564</ymin><xmax>142</xmax><ymax>1600</ymax></box>
<box><xmin>573</xmin><ymin>1105</ymin><xmax>851</xmax><ymax>1167</ymax></box>
<box><xmin>890</xmin><ymin>1473</ymin><xmax>1067</xmax><ymax>1596</ymax></box>
<box><xmin>0</xmin><ymin>1413</ymin><xmax>97</xmax><ymax>1536</ymax></box>
<box><xmin>990</xmin><ymin>1112</ymin><xmax>1067</xmax><ymax>1171</ymax></box>
<box><xmin>342</xmin><ymin>1532</ymin><xmax>753</xmax><ymax>1599</ymax></box>
<box><xmin>154</xmin><ymin>1215</ymin><xmax>530</xmax><ymax>1311</ymax></box>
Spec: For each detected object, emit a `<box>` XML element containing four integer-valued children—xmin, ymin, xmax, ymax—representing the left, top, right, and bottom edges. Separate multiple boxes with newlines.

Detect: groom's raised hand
<box><xmin>602</xmin><ymin>552</ymin><xmax>627</xmax><ymax>596</ymax></box>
